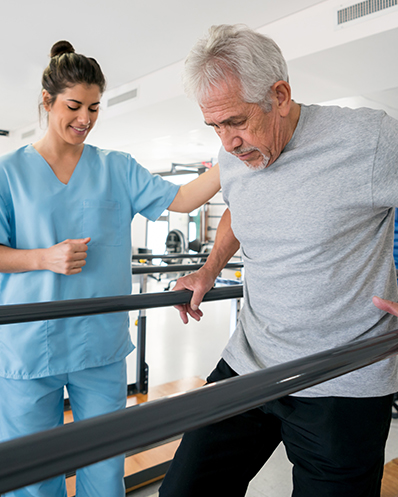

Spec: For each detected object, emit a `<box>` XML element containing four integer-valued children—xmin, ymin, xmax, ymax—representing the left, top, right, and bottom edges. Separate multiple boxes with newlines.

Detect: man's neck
<box><xmin>286</xmin><ymin>101</ymin><xmax>301</xmax><ymax>143</ymax></box>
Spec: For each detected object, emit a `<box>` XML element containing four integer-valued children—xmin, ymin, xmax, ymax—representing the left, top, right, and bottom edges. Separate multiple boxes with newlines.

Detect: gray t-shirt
<box><xmin>220</xmin><ymin>103</ymin><xmax>398</xmax><ymax>397</ymax></box>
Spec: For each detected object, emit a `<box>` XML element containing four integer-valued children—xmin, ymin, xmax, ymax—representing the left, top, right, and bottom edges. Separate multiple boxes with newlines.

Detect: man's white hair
<box><xmin>183</xmin><ymin>24</ymin><xmax>289</xmax><ymax>112</ymax></box>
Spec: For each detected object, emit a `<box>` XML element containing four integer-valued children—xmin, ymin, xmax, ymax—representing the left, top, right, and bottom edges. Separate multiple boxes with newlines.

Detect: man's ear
<box><xmin>271</xmin><ymin>80</ymin><xmax>292</xmax><ymax>117</ymax></box>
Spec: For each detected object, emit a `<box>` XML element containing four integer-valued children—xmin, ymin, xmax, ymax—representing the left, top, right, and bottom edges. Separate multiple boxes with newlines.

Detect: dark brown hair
<box><xmin>41</xmin><ymin>40</ymin><xmax>106</xmax><ymax>106</ymax></box>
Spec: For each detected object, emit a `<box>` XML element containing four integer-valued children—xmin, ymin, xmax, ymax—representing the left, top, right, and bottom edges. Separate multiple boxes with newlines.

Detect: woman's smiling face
<box><xmin>43</xmin><ymin>83</ymin><xmax>101</xmax><ymax>147</ymax></box>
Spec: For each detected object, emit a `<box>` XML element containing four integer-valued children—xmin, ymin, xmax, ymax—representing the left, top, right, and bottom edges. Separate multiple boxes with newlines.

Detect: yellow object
<box><xmin>135</xmin><ymin>319</ymin><xmax>138</xmax><ymax>326</ymax></box>
<box><xmin>139</xmin><ymin>259</ymin><xmax>147</xmax><ymax>264</ymax></box>
<box><xmin>235</xmin><ymin>270</ymin><xmax>242</xmax><ymax>279</ymax></box>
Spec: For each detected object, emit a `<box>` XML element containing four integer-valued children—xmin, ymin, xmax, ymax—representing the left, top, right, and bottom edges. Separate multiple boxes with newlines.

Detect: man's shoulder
<box><xmin>300</xmin><ymin>104</ymin><xmax>389</xmax><ymax>146</ymax></box>
<box><xmin>304</xmin><ymin>103</ymin><xmax>386</xmax><ymax>126</ymax></box>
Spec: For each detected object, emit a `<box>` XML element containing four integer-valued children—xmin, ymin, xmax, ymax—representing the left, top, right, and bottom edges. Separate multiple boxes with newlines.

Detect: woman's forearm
<box><xmin>168</xmin><ymin>163</ymin><xmax>220</xmax><ymax>213</ymax></box>
<box><xmin>0</xmin><ymin>245</ymin><xmax>43</xmax><ymax>273</ymax></box>
<box><xmin>0</xmin><ymin>238</ymin><xmax>90</xmax><ymax>275</ymax></box>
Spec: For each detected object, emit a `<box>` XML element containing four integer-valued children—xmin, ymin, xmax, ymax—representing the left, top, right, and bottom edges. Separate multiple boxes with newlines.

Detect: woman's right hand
<box><xmin>42</xmin><ymin>237</ymin><xmax>91</xmax><ymax>275</ymax></box>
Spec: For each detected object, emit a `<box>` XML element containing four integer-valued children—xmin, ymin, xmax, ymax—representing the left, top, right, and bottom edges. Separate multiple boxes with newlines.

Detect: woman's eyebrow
<box><xmin>66</xmin><ymin>99</ymin><xmax>101</xmax><ymax>105</ymax></box>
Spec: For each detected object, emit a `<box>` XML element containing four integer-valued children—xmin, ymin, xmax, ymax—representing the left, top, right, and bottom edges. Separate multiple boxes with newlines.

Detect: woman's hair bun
<box><xmin>50</xmin><ymin>40</ymin><xmax>75</xmax><ymax>58</ymax></box>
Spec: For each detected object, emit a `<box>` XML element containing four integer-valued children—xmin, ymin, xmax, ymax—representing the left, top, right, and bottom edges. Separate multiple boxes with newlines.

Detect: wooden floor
<box><xmin>382</xmin><ymin>458</ymin><xmax>398</xmax><ymax>497</ymax></box>
<box><xmin>65</xmin><ymin>377</ymin><xmax>204</xmax><ymax>497</ymax></box>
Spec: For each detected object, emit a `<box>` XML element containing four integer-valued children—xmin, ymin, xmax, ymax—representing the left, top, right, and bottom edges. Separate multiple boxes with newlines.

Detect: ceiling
<box><xmin>1</xmin><ymin>0</ymin><xmax>398</xmax><ymax>171</ymax></box>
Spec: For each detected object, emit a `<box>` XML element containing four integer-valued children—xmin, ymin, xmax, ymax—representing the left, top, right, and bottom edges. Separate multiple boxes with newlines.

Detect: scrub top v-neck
<box><xmin>30</xmin><ymin>142</ymin><xmax>86</xmax><ymax>187</ymax></box>
<box><xmin>0</xmin><ymin>144</ymin><xmax>179</xmax><ymax>379</ymax></box>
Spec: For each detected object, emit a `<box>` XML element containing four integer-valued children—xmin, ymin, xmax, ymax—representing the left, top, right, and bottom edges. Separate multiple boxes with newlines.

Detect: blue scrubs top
<box><xmin>0</xmin><ymin>145</ymin><xmax>179</xmax><ymax>379</ymax></box>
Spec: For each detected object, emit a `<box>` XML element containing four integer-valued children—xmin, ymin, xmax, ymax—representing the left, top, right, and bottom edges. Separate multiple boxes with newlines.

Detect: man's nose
<box><xmin>220</xmin><ymin>128</ymin><xmax>242</xmax><ymax>153</ymax></box>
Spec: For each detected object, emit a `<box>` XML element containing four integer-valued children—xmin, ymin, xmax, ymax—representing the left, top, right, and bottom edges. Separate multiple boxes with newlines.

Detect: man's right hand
<box><xmin>42</xmin><ymin>237</ymin><xmax>91</xmax><ymax>275</ymax></box>
<box><xmin>172</xmin><ymin>208</ymin><xmax>240</xmax><ymax>324</ymax></box>
<box><xmin>173</xmin><ymin>266</ymin><xmax>217</xmax><ymax>324</ymax></box>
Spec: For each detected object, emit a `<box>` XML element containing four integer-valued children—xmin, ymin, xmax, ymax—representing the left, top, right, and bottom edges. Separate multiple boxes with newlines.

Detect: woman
<box><xmin>0</xmin><ymin>41</ymin><xmax>220</xmax><ymax>497</ymax></box>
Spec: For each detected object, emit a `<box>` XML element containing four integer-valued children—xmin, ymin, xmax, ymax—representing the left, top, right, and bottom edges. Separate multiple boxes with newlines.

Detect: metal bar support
<box><xmin>135</xmin><ymin>274</ymin><xmax>149</xmax><ymax>395</ymax></box>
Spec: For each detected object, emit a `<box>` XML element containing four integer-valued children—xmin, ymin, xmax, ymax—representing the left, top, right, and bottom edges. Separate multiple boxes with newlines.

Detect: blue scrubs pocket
<box><xmin>82</xmin><ymin>199</ymin><xmax>121</xmax><ymax>246</ymax></box>
<box><xmin>0</xmin><ymin>321</ymin><xmax>50</xmax><ymax>378</ymax></box>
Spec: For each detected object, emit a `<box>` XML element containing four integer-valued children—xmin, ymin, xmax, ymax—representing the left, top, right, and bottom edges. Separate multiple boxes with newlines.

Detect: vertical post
<box><xmin>229</xmin><ymin>298</ymin><xmax>241</xmax><ymax>337</ymax></box>
<box><xmin>201</xmin><ymin>203</ymin><xmax>209</xmax><ymax>244</ymax></box>
<box><xmin>136</xmin><ymin>274</ymin><xmax>149</xmax><ymax>394</ymax></box>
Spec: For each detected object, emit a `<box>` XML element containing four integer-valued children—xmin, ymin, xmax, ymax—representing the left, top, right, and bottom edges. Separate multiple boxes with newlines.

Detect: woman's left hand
<box><xmin>372</xmin><ymin>296</ymin><xmax>398</xmax><ymax>317</ymax></box>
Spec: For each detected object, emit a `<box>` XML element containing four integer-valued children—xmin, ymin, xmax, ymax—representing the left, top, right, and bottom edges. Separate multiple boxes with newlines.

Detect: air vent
<box><xmin>21</xmin><ymin>129</ymin><xmax>35</xmax><ymax>140</ymax></box>
<box><xmin>338</xmin><ymin>0</ymin><xmax>397</xmax><ymax>24</ymax></box>
<box><xmin>107</xmin><ymin>88</ymin><xmax>138</xmax><ymax>107</ymax></box>
<box><xmin>0</xmin><ymin>129</ymin><xmax>9</xmax><ymax>137</ymax></box>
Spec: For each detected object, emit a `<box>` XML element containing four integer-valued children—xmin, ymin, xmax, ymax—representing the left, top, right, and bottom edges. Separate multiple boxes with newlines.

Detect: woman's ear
<box><xmin>42</xmin><ymin>90</ymin><xmax>52</xmax><ymax>112</ymax></box>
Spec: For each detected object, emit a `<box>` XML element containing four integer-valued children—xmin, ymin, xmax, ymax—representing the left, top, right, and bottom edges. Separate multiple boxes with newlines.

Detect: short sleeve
<box><xmin>372</xmin><ymin>114</ymin><xmax>398</xmax><ymax>209</ymax></box>
<box><xmin>127</xmin><ymin>156</ymin><xmax>180</xmax><ymax>221</ymax></box>
<box><xmin>0</xmin><ymin>167</ymin><xmax>13</xmax><ymax>247</ymax></box>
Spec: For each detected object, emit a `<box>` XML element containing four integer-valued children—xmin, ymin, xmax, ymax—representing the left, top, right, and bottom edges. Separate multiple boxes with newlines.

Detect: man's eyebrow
<box><xmin>204</xmin><ymin>115</ymin><xmax>246</xmax><ymax>127</ymax></box>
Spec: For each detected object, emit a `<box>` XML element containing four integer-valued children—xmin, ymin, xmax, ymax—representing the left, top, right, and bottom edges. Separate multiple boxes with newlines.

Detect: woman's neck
<box><xmin>33</xmin><ymin>133</ymin><xmax>85</xmax><ymax>184</ymax></box>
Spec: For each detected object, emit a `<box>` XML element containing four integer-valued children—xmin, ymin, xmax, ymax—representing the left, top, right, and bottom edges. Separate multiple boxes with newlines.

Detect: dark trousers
<box><xmin>159</xmin><ymin>359</ymin><xmax>393</xmax><ymax>497</ymax></box>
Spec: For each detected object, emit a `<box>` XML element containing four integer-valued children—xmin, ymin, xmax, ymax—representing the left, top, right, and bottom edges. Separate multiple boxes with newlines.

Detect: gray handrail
<box><xmin>132</xmin><ymin>253</ymin><xmax>212</xmax><ymax>260</ymax></box>
<box><xmin>132</xmin><ymin>261</ymin><xmax>243</xmax><ymax>275</ymax></box>
<box><xmin>0</xmin><ymin>286</ymin><xmax>244</xmax><ymax>325</ymax></box>
<box><xmin>1</xmin><ymin>324</ymin><xmax>398</xmax><ymax>493</ymax></box>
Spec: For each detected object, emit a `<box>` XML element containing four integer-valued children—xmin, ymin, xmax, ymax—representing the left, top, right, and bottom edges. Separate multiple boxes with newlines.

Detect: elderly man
<box><xmin>159</xmin><ymin>24</ymin><xmax>398</xmax><ymax>497</ymax></box>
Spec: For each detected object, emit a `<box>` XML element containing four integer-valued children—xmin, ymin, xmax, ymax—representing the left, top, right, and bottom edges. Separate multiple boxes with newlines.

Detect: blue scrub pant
<box><xmin>0</xmin><ymin>360</ymin><xmax>127</xmax><ymax>497</ymax></box>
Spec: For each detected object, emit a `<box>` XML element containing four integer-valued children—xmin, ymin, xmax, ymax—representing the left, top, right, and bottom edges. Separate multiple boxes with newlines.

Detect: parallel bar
<box><xmin>132</xmin><ymin>253</ymin><xmax>211</xmax><ymax>260</ymax></box>
<box><xmin>132</xmin><ymin>262</ymin><xmax>243</xmax><ymax>275</ymax></box>
<box><xmin>0</xmin><ymin>286</ymin><xmax>243</xmax><ymax>325</ymax></box>
<box><xmin>1</xmin><ymin>327</ymin><xmax>398</xmax><ymax>493</ymax></box>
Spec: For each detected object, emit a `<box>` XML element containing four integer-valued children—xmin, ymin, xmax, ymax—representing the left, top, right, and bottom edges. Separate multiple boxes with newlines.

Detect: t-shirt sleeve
<box><xmin>127</xmin><ymin>156</ymin><xmax>180</xmax><ymax>221</ymax></box>
<box><xmin>372</xmin><ymin>114</ymin><xmax>398</xmax><ymax>209</ymax></box>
